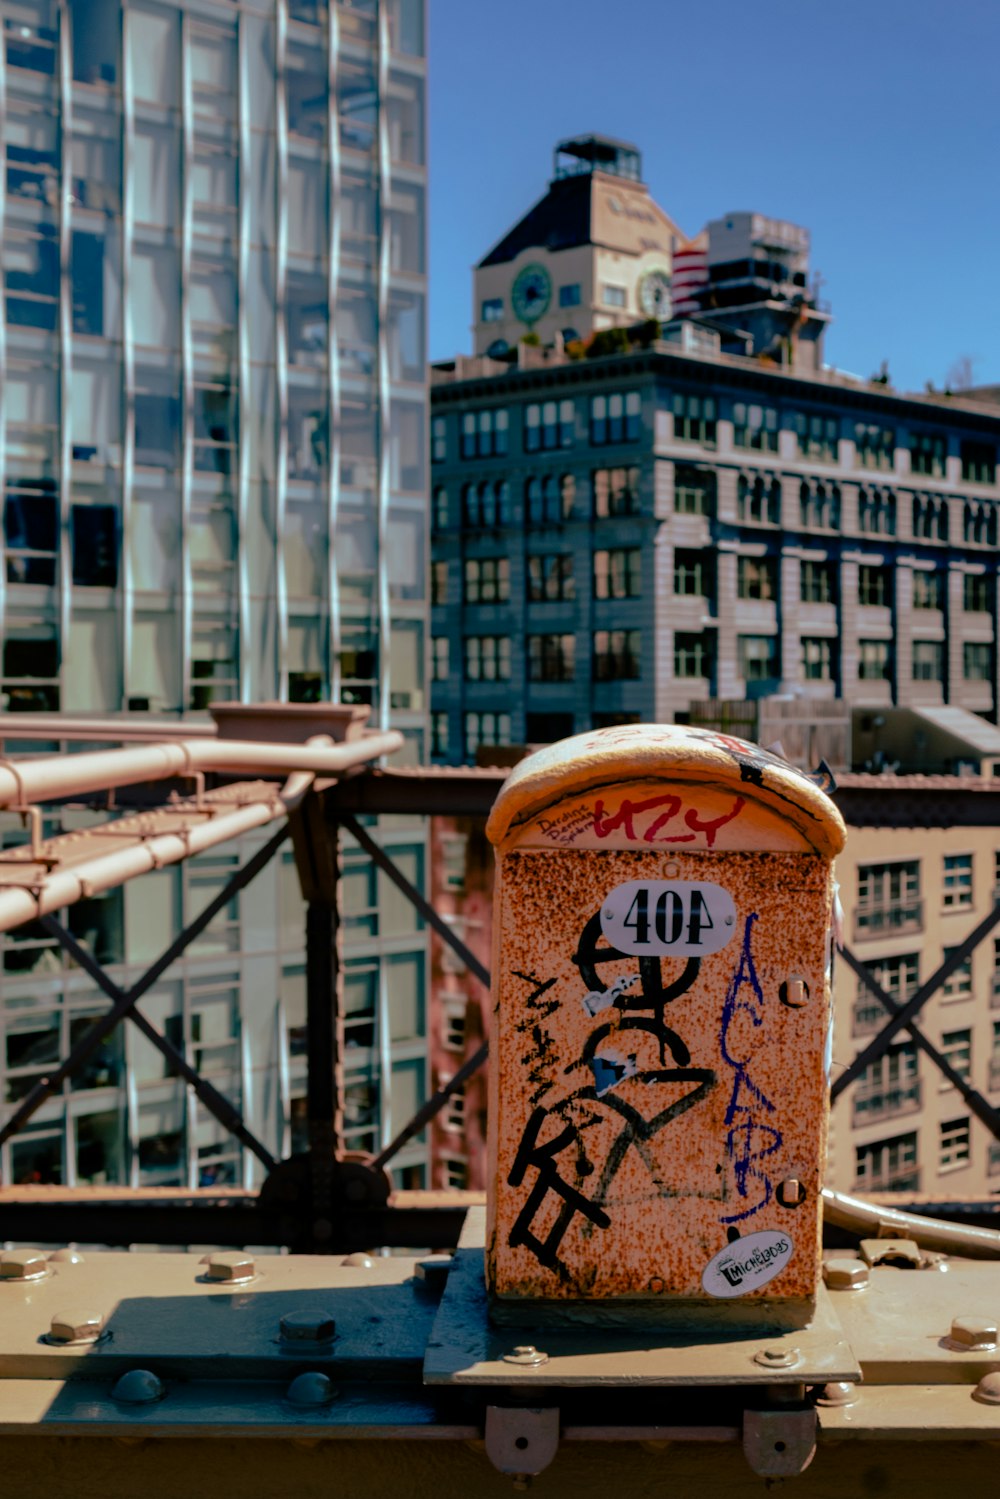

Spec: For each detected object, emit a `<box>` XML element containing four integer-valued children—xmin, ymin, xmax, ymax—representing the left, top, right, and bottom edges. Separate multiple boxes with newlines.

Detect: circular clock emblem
<box><xmin>639</xmin><ymin>268</ymin><xmax>672</xmax><ymax>319</ymax></box>
<box><xmin>511</xmin><ymin>263</ymin><xmax>552</xmax><ymax>325</ymax></box>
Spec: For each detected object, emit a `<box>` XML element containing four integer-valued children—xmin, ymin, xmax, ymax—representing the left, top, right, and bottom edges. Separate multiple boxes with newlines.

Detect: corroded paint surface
<box><xmin>487</xmin><ymin>745</ymin><xmax>838</xmax><ymax>1310</ymax></box>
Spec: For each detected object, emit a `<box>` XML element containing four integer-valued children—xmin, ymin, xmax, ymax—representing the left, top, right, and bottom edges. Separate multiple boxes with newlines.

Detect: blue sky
<box><xmin>428</xmin><ymin>0</ymin><xmax>999</xmax><ymax>395</ymax></box>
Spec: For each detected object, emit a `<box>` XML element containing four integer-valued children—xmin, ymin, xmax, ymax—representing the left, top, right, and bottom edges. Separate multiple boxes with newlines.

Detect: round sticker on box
<box><xmin>701</xmin><ymin>1230</ymin><xmax>794</xmax><ymax>1298</ymax></box>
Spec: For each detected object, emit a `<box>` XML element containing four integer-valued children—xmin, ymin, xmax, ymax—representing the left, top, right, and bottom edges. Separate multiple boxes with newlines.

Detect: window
<box><xmin>859</xmin><ymin>640</ymin><xmax>892</xmax><ymax>681</ymax></box>
<box><xmin>559</xmin><ymin>283</ymin><xmax>582</xmax><ymax>308</ymax></box>
<box><xmin>525</xmin><ymin>400</ymin><xmax>575</xmax><ymax>453</ymax></box>
<box><xmin>432</xmin><ymin>486</ymin><xmax>448</xmax><ymax>532</ymax></box>
<box><xmin>800</xmin><ymin>560</ymin><xmax>836</xmax><ymax>604</ymax></box>
<box><xmin>593</xmin><ymin>629</ymin><xmax>641</xmax><ymax>681</ymax></box>
<box><xmin>674</xmin><ymin>633</ymin><xmax>713</xmax><ymax>680</ymax></box>
<box><xmin>963</xmin><ymin>500</ymin><xmax>999</xmax><ymax>546</ymax></box>
<box><xmin>737</xmin><ymin>556</ymin><xmax>776</xmax><ymax>601</ymax></box>
<box><xmin>912</xmin><ymin>641</ymin><xmax>944</xmax><ymax>682</ymax></box>
<box><xmin>858</xmin><ymin>486</ymin><xmax>895</xmax><ymax>535</ymax></box>
<box><xmin>672</xmin><ymin>393</ymin><xmax>716</xmax><ymax>446</ymax></box>
<box><xmin>462</xmin><ymin>480</ymin><xmax>511</xmax><ymax>528</ymax></box>
<box><xmin>853</xmin><ymin>953</ymin><xmax>919</xmax><ymax>1032</ymax></box>
<box><xmin>431</xmin><ymin>637</ymin><xmax>449</xmax><ymax>682</ymax></box>
<box><xmin>460</xmin><ymin>408</ymin><xmax>508</xmax><ymax>459</ymax></box>
<box><xmin>793</xmin><ymin>412</ymin><xmax>838</xmax><ymax>462</ymax></box>
<box><xmin>431</xmin><ymin>559</ymin><xmax>448</xmax><ymax>607</ymax></box>
<box><xmin>858</xmin><ymin>565</ymin><xmax>891</xmax><ymax>608</ymax></box>
<box><xmin>732</xmin><ymin>402</ymin><xmax>778</xmax><ymax>452</ymax></box>
<box><xmin>912</xmin><ymin>571</ymin><xmax>943</xmax><ymax>610</ymax></box>
<box><xmin>964</xmin><ymin>643</ymin><xmax>992</xmax><ymax>681</ymax></box>
<box><xmin>964</xmin><ymin>573</ymin><xmax>990</xmax><ymax>613</ymax></box>
<box><xmin>464</xmin><ymin>635</ymin><xmax>510</xmax><ymax>682</ymax></box>
<box><xmin>942</xmin><ymin>951</ymin><xmax>973</xmax><ymax>1002</ymax></box>
<box><xmin>525</xmin><ymin>473</ymin><xmax>573</xmax><ymax>525</ymax></box>
<box><xmin>911</xmin><ymin>432</ymin><xmax>946</xmax><ymax>477</ymax></box>
<box><xmin>5</xmin><ymin>480</ymin><xmax>57</xmax><ymax>584</ymax></box>
<box><xmin>528</xmin><ymin>554</ymin><xmax>574</xmax><ymax>602</ymax></box>
<box><xmin>853</xmin><ymin>1044</ymin><xmax>920</xmax><ymax>1123</ymax></box>
<box><xmin>855</xmin><ymin>422</ymin><xmax>896</xmax><ymax>471</ymax></box>
<box><xmin>738</xmin><ymin>634</ymin><xmax>778</xmax><ymax>683</ymax></box>
<box><xmin>3</xmin><ymin>633</ymin><xmax>59</xmax><ymax>711</ymax></box>
<box><xmin>431</xmin><ymin>711</ymin><xmax>448</xmax><ymax>759</ymax></box>
<box><xmin>939</xmin><ymin>1116</ymin><xmax>970</xmax><ymax>1172</ymax></box>
<box><xmin>464</xmin><ymin>556</ymin><xmax>509</xmax><ymax>604</ymax></box>
<box><xmin>71</xmin><ymin>505</ymin><xmax>118</xmax><ymax>587</ymax></box>
<box><xmin>442</xmin><ymin>999</ymin><xmax>466</xmax><ymax>1051</ymax></box>
<box><xmin>481</xmin><ymin>298</ymin><xmax>503</xmax><ymax>322</ymax></box>
<box><xmin>857</xmin><ymin>862</ymin><xmax>921</xmax><ymax>938</ymax></box>
<box><xmin>737</xmin><ymin>472</ymin><xmax>780</xmax><ymax>524</ymax></box>
<box><xmin>528</xmin><ymin>634</ymin><xmax>575</xmax><ymax>682</ymax></box>
<box><xmin>800</xmin><ymin>480</ymin><xmax>841</xmax><ymax>530</ymax></box>
<box><xmin>590</xmin><ymin>392</ymin><xmax>641</xmax><ymax>445</ymax></box>
<box><xmin>593</xmin><ymin>466</ymin><xmax>641</xmax><ymax>517</ymax></box>
<box><xmin>912</xmin><ymin>493</ymin><xmax>948</xmax><ymax>540</ymax></box>
<box><xmin>602</xmin><ymin>284</ymin><xmax>626</xmax><ymax>308</ymax></box>
<box><xmin>594</xmin><ymin>549</ymin><xmax>641</xmax><ymax>600</ymax></box>
<box><xmin>962</xmin><ymin>440</ymin><xmax>996</xmax><ymax>485</ymax></box>
<box><xmin>431</xmin><ymin>416</ymin><xmax>446</xmax><ymax>463</ymax></box>
<box><xmin>943</xmin><ymin>853</ymin><xmax>973</xmax><ymax>909</ymax></box>
<box><xmin>674</xmin><ymin>550</ymin><xmax>712</xmax><ymax>598</ymax></box>
<box><xmin>854</xmin><ymin>1131</ymin><xmax>919</xmax><ymax>1191</ymax></box>
<box><xmin>941</xmin><ymin>1029</ymin><xmax>972</xmax><ymax>1085</ymax></box>
<box><xmin>802</xmin><ymin>637</ymin><xmax>834</xmax><ymax>682</ymax></box>
<box><xmin>464</xmin><ymin>710</ymin><xmax>511</xmax><ymax>760</ymax></box>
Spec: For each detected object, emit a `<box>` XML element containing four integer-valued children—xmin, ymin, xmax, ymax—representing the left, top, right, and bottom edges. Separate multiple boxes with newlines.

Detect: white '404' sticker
<box><xmin>600</xmin><ymin>879</ymin><xmax>737</xmax><ymax>956</ymax></box>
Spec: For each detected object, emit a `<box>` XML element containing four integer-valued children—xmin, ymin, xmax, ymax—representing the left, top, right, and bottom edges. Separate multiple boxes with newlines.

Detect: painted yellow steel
<box><xmin>486</xmin><ymin>725</ymin><xmax>846</xmax><ymax>1319</ymax></box>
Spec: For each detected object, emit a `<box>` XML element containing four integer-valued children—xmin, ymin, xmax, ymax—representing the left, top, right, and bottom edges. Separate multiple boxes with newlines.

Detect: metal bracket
<box><xmin>743</xmin><ymin>1407</ymin><xmax>817</xmax><ymax>1478</ymax></box>
<box><xmin>485</xmin><ymin>1405</ymin><xmax>559</xmax><ymax>1484</ymax></box>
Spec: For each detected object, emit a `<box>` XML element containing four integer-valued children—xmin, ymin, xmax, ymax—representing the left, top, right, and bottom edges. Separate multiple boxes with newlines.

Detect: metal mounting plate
<box><xmin>424</xmin><ymin>1211</ymin><xmax>860</xmax><ymax>1388</ymax></box>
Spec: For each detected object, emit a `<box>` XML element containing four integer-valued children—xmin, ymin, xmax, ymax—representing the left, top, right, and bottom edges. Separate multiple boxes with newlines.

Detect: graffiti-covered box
<box><xmin>485</xmin><ymin>725</ymin><xmax>846</xmax><ymax>1327</ymax></box>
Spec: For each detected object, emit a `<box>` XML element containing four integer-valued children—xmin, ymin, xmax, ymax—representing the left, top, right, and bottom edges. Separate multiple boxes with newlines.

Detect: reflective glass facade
<box><xmin>0</xmin><ymin>0</ymin><xmax>429</xmax><ymax>1191</ymax></box>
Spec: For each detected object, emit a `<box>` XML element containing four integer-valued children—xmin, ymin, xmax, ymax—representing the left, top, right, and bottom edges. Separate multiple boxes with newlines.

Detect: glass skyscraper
<box><xmin>0</xmin><ymin>0</ymin><xmax>429</xmax><ymax>1192</ymax></box>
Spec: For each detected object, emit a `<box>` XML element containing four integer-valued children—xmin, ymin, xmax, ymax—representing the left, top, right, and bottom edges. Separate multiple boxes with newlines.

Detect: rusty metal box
<box><xmin>485</xmin><ymin>726</ymin><xmax>846</xmax><ymax>1327</ymax></box>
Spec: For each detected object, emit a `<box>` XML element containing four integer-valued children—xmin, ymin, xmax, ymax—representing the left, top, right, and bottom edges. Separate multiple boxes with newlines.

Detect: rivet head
<box><xmin>776</xmin><ymin>1177</ymin><xmax>806</xmax><ymax>1209</ymax></box>
<box><xmin>781</xmin><ymin>974</ymin><xmax>809</xmax><ymax>1008</ymax></box>
<box><xmin>0</xmin><ymin>1248</ymin><xmax>50</xmax><ymax>1281</ymax></box>
<box><xmin>503</xmin><ymin>1344</ymin><xmax>548</xmax><ymax>1367</ymax></box>
<box><xmin>204</xmin><ymin>1251</ymin><xmax>256</xmax><ymax>1284</ymax></box>
<box><xmin>949</xmin><ymin>1315</ymin><xmax>998</xmax><ymax>1351</ymax></box>
<box><xmin>823</xmin><ymin>1258</ymin><xmax>869</xmax><ymax>1292</ymax></box>
<box><xmin>286</xmin><ymin>1372</ymin><xmax>339</xmax><ymax>1408</ymax></box>
<box><xmin>753</xmin><ymin>1346</ymin><xmax>800</xmax><ymax>1370</ymax></box>
<box><xmin>280</xmin><ymin>1310</ymin><xmax>336</xmax><ymax>1344</ymax></box>
<box><xmin>340</xmin><ymin>1253</ymin><xmax>374</xmax><ymax>1269</ymax></box>
<box><xmin>973</xmin><ymin>1371</ymin><xmax>1000</xmax><ymax>1406</ymax></box>
<box><xmin>416</xmin><ymin>1256</ymin><xmax>455</xmax><ymax>1292</ymax></box>
<box><xmin>112</xmin><ymin>1369</ymin><xmax>165</xmax><ymax>1405</ymax></box>
<box><xmin>47</xmin><ymin>1249</ymin><xmax>86</xmax><ymax>1265</ymax></box>
<box><xmin>816</xmin><ymin>1381</ymin><xmax>859</xmax><ymax>1408</ymax></box>
<box><xmin>48</xmin><ymin>1309</ymin><xmax>104</xmax><ymax>1345</ymax></box>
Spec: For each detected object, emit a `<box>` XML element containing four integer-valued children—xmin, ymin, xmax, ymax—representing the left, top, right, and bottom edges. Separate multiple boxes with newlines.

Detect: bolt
<box><xmin>973</xmin><ymin>1372</ymin><xmax>1000</xmax><ymax>1406</ymax></box>
<box><xmin>823</xmin><ymin>1258</ymin><xmax>869</xmax><ymax>1292</ymax></box>
<box><xmin>416</xmin><ymin>1256</ymin><xmax>455</xmax><ymax>1293</ymax></box>
<box><xmin>340</xmin><ymin>1253</ymin><xmax>374</xmax><ymax>1269</ymax></box>
<box><xmin>48</xmin><ymin>1309</ymin><xmax>104</xmax><ymax>1345</ymax></box>
<box><xmin>0</xmin><ymin>1248</ymin><xmax>49</xmax><ymax>1281</ymax></box>
<box><xmin>48</xmin><ymin>1249</ymin><xmax>85</xmax><ymax>1265</ymax></box>
<box><xmin>816</xmin><ymin>1381</ymin><xmax>859</xmax><ymax>1408</ymax></box>
<box><xmin>503</xmin><ymin>1344</ymin><xmax>549</xmax><ymax>1367</ymax></box>
<box><xmin>204</xmin><ymin>1250</ymin><xmax>256</xmax><ymax>1284</ymax></box>
<box><xmin>753</xmin><ymin>1346</ymin><xmax>800</xmax><ymax>1370</ymax></box>
<box><xmin>949</xmin><ymin>1315</ymin><xmax>998</xmax><ymax>1351</ymax></box>
<box><xmin>280</xmin><ymin>1310</ymin><xmax>336</xmax><ymax>1344</ymax></box>
<box><xmin>781</xmin><ymin>974</ymin><xmax>809</xmax><ymax>1008</ymax></box>
<box><xmin>112</xmin><ymin>1369</ymin><xmax>165</xmax><ymax>1405</ymax></box>
<box><xmin>286</xmin><ymin>1372</ymin><xmax>338</xmax><ymax>1407</ymax></box>
<box><xmin>777</xmin><ymin>1177</ymin><xmax>806</xmax><ymax>1208</ymax></box>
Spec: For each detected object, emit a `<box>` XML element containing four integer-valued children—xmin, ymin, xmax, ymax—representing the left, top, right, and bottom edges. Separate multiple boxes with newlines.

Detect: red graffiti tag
<box><xmin>592</xmin><ymin>792</ymin><xmax>746</xmax><ymax>848</ymax></box>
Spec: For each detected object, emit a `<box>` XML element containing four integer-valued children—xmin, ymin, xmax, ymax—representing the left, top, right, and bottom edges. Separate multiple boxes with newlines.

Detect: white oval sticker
<box><xmin>600</xmin><ymin>880</ymin><xmax>736</xmax><ymax>956</ymax></box>
<box><xmin>701</xmin><ymin>1230</ymin><xmax>795</xmax><ymax>1298</ymax></box>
